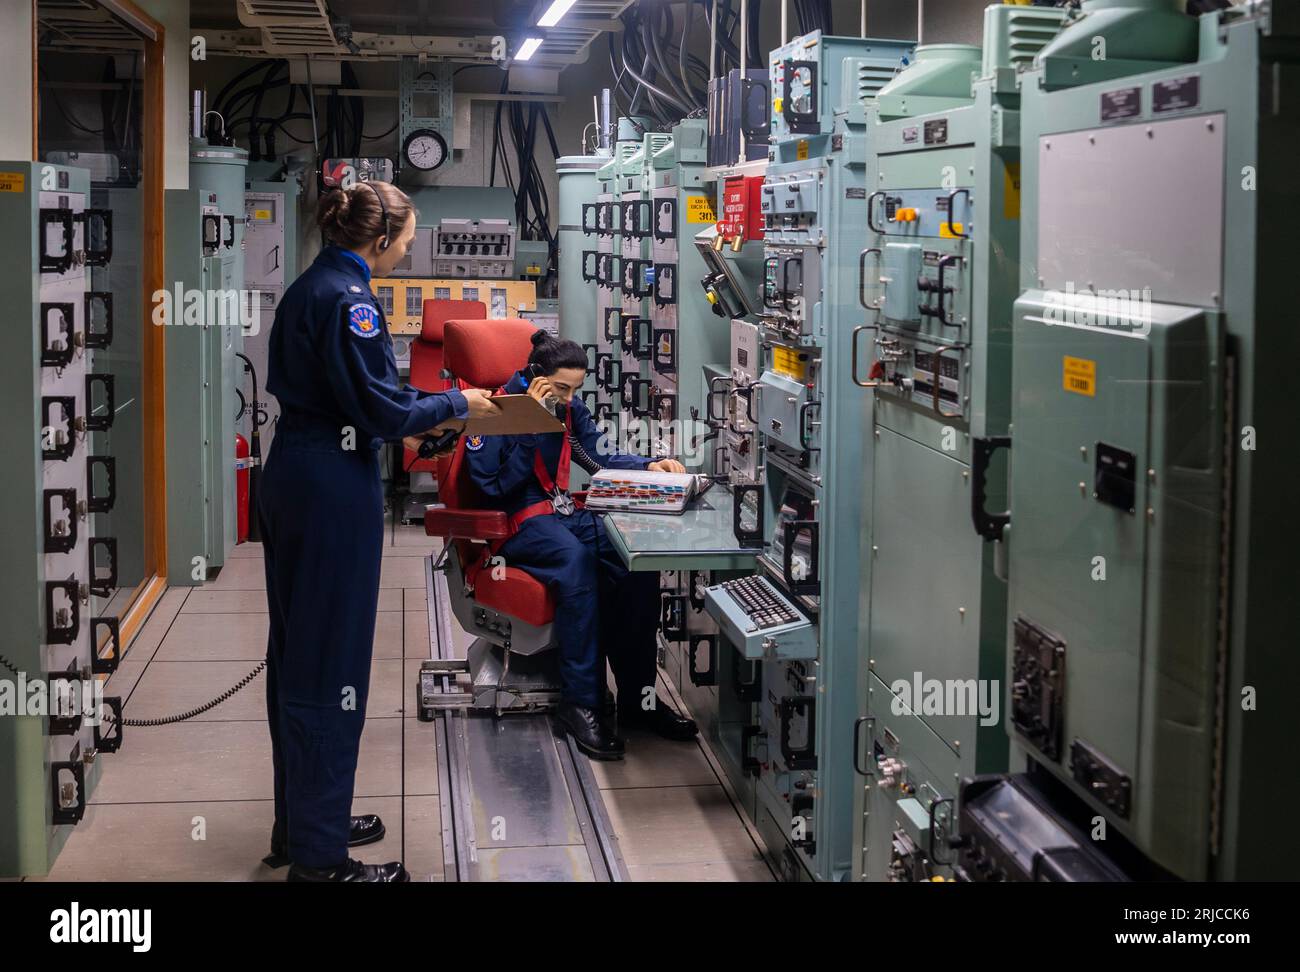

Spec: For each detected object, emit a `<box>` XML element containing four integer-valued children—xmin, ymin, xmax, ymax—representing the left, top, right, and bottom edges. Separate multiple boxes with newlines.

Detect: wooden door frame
<box><xmin>34</xmin><ymin>0</ymin><xmax>169</xmax><ymax>644</ymax></box>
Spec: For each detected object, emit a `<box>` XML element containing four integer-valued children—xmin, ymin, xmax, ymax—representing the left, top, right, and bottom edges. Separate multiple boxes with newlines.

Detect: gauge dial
<box><xmin>402</xmin><ymin>129</ymin><xmax>448</xmax><ymax>171</ymax></box>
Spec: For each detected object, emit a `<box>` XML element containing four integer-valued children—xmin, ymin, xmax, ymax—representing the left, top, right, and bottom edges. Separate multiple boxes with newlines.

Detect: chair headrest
<box><xmin>421</xmin><ymin>299</ymin><xmax>485</xmax><ymax>343</ymax></box>
<box><xmin>444</xmin><ymin>318</ymin><xmax>537</xmax><ymax>390</ymax></box>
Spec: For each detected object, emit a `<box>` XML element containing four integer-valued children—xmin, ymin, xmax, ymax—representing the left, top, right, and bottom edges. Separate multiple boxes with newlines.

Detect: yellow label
<box><xmin>525</xmin><ymin>264</ymin><xmax>542</xmax><ymax>275</ymax></box>
<box><xmin>0</xmin><ymin>172</ymin><xmax>25</xmax><ymax>193</ymax></box>
<box><xmin>773</xmin><ymin>345</ymin><xmax>809</xmax><ymax>381</ymax></box>
<box><xmin>253</xmin><ymin>208</ymin><xmax>272</xmax><ymax>221</ymax></box>
<box><xmin>1003</xmin><ymin>162</ymin><xmax>1021</xmax><ymax>220</ymax></box>
<box><xmin>796</xmin><ymin>140</ymin><xmax>809</xmax><ymax>161</ymax></box>
<box><xmin>939</xmin><ymin>221</ymin><xmax>965</xmax><ymax>239</ymax></box>
<box><xmin>1063</xmin><ymin>356</ymin><xmax>1096</xmax><ymax>397</ymax></box>
<box><xmin>685</xmin><ymin>195</ymin><xmax>716</xmax><ymax>223</ymax></box>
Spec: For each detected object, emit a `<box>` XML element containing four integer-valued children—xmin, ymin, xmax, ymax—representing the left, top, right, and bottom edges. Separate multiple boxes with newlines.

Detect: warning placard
<box><xmin>0</xmin><ymin>172</ymin><xmax>26</xmax><ymax>193</ymax></box>
<box><xmin>686</xmin><ymin>195</ymin><xmax>716</xmax><ymax>223</ymax></box>
<box><xmin>1063</xmin><ymin>356</ymin><xmax>1096</xmax><ymax>397</ymax></box>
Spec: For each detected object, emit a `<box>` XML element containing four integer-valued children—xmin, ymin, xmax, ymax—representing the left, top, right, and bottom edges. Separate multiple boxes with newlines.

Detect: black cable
<box><xmin>362</xmin><ymin>121</ymin><xmax>398</xmax><ymax>141</ymax></box>
<box><xmin>212</xmin><ymin>58</ymin><xmax>278</xmax><ymax>117</ymax></box>
<box><xmin>43</xmin><ymin>82</ymin><xmax>106</xmax><ymax>136</ymax></box>
<box><xmin>121</xmin><ymin>662</ymin><xmax>267</xmax><ymax>727</ymax></box>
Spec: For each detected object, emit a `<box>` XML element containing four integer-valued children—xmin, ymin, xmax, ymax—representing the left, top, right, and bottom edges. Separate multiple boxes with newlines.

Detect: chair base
<box><xmin>416</xmin><ymin>638</ymin><xmax>563</xmax><ymax>719</ymax></box>
<box><xmin>400</xmin><ymin>491</ymin><xmax>436</xmax><ymax>525</ymax></box>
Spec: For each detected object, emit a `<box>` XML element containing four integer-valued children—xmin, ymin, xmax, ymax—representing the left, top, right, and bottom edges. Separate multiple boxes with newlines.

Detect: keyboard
<box><xmin>720</xmin><ymin>576</ymin><xmax>800</xmax><ymax>630</ymax></box>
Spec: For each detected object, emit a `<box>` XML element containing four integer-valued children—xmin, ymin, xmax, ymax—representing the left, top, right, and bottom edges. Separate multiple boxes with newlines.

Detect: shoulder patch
<box><xmin>465</xmin><ymin>434</ymin><xmax>485</xmax><ymax>452</ymax></box>
<box><xmin>347</xmin><ymin>302</ymin><xmax>381</xmax><ymax>339</ymax></box>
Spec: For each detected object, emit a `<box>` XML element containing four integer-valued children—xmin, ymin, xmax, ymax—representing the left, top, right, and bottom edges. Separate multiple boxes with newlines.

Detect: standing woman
<box><xmin>258</xmin><ymin>182</ymin><xmax>498</xmax><ymax>882</ymax></box>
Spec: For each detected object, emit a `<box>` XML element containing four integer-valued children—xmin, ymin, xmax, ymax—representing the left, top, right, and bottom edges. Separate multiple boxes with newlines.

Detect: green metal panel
<box><xmin>852</xmin><ymin>8</ymin><xmax>1066</xmax><ymax>882</ymax></box>
<box><xmin>646</xmin><ymin>120</ymin><xmax>729</xmax><ymax>470</ymax></box>
<box><xmin>0</xmin><ymin>162</ymin><xmax>107</xmax><ymax>876</ymax></box>
<box><xmin>556</xmin><ymin>155</ymin><xmax>602</xmax><ymax>355</ymax></box>
<box><xmin>164</xmin><ymin>189</ymin><xmax>242</xmax><ymax>584</ymax></box>
<box><xmin>1002</xmin><ymin>2</ymin><xmax>1298</xmax><ymax>879</ymax></box>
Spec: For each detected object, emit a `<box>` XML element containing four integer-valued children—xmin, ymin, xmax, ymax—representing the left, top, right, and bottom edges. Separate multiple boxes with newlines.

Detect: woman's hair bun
<box><xmin>530</xmin><ymin>330</ymin><xmax>553</xmax><ymax>349</ymax></box>
<box><xmin>316</xmin><ymin>182</ymin><xmax>414</xmax><ymax>249</ymax></box>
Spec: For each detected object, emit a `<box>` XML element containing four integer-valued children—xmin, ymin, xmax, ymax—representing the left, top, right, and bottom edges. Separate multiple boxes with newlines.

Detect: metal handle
<box><xmin>84</xmin><ymin>292</ymin><xmax>114</xmax><ymax>349</ymax></box>
<box><xmin>81</xmin><ymin>208</ymin><xmax>114</xmax><ymax>266</ymax></box>
<box><xmin>851</xmin><ymin>325</ymin><xmax>886</xmax><ymax>388</ymax></box>
<box><xmin>653</xmin><ymin>199</ymin><xmax>677</xmax><ymax>242</ymax></box>
<box><xmin>780</xmin><ymin>256</ymin><xmax>801</xmax><ymax>312</ymax></box>
<box><xmin>782</xmin><ymin>518</ymin><xmax>819</xmax><ymax>596</ymax></box>
<box><xmin>582</xmin><ymin>250</ymin><xmax>598</xmax><ymax>282</ymax></box>
<box><xmin>652</xmin><ymin>328</ymin><xmax>676</xmax><ymax>373</ymax></box>
<box><xmin>603</xmin><ymin>308</ymin><xmax>621</xmax><ymax>341</ymax></box>
<box><xmin>866</xmin><ymin>191</ymin><xmax>887</xmax><ymax>235</ymax></box>
<box><xmin>654</xmin><ymin>262</ymin><xmax>676</xmax><ymax>305</ymax></box>
<box><xmin>222</xmin><ymin>214</ymin><xmax>236</xmax><ymax>249</ymax></box>
<box><xmin>85</xmin><ymin>373</ymin><xmax>116</xmax><ymax>432</ymax></box>
<box><xmin>86</xmin><ymin>455</ymin><xmax>117</xmax><ymax>514</ymax></box>
<box><xmin>859</xmin><ymin>248</ymin><xmax>882</xmax><ymax>310</ymax></box>
<box><xmin>733</xmin><ymin>482</ymin><xmax>765</xmax><ymax>549</ymax></box>
<box><xmin>944</xmin><ymin>188</ymin><xmax>970</xmax><ymax>239</ymax></box>
<box><xmin>798</xmin><ymin>399</ymin><xmax>821</xmax><ymax>450</ymax></box>
<box><xmin>853</xmin><ymin>715</ymin><xmax>876</xmax><ymax>776</ymax></box>
<box><xmin>40</xmin><ymin>209</ymin><xmax>76</xmax><ymax>274</ymax></box>
<box><xmin>971</xmin><ymin>435</ymin><xmax>1012</xmax><ymax>542</ymax></box>
<box><xmin>936</xmin><ymin>254</ymin><xmax>962</xmax><ymax>328</ymax></box>
<box><xmin>779</xmin><ymin>695</ymin><xmax>817</xmax><ymax>770</ymax></box>
<box><xmin>707</xmin><ymin>375</ymin><xmax>733</xmax><ymax>424</ymax></box>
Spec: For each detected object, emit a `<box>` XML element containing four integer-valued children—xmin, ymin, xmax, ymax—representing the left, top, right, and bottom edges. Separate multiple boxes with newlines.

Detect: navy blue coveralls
<box><xmin>466</xmin><ymin>369</ymin><xmax>661</xmax><ymax>710</ymax></box>
<box><xmin>259</xmin><ymin>245</ymin><xmax>467</xmax><ymax>868</ymax></box>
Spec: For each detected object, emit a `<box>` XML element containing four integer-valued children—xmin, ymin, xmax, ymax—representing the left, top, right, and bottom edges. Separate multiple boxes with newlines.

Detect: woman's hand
<box><xmin>404</xmin><ymin>424</ymin><xmax>459</xmax><ymax>458</ymax></box>
<box><xmin>526</xmin><ymin>375</ymin><xmax>554</xmax><ymax>404</ymax></box>
<box><xmin>462</xmin><ymin>387</ymin><xmax>502</xmax><ymax>418</ymax></box>
<box><xmin>648</xmin><ymin>458</ymin><xmax>686</xmax><ymax>474</ymax></box>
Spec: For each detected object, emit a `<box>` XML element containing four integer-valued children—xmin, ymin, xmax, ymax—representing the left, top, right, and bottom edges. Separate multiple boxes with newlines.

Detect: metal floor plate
<box><xmin>425</xmin><ymin>553</ymin><xmax>628</xmax><ymax>882</ymax></box>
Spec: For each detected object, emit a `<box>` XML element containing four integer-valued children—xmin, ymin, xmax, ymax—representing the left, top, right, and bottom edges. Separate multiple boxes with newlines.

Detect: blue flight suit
<box><xmin>258</xmin><ymin>245</ymin><xmax>467</xmax><ymax>869</ymax></box>
<box><xmin>466</xmin><ymin>369</ymin><xmax>661</xmax><ymax>709</ymax></box>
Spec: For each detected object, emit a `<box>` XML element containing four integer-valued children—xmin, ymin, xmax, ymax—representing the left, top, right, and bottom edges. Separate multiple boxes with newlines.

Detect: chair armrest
<box><xmin>424</xmin><ymin>506</ymin><xmax>510</xmax><ymax>540</ymax></box>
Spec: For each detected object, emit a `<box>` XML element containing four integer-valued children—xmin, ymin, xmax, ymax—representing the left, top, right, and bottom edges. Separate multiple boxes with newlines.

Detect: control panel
<box><xmin>432</xmin><ymin>218</ymin><xmax>515</xmax><ymax>278</ymax></box>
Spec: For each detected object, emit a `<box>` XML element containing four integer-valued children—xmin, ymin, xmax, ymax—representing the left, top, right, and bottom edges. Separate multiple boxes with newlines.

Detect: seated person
<box><xmin>465</xmin><ymin>331</ymin><xmax>697</xmax><ymax>759</ymax></box>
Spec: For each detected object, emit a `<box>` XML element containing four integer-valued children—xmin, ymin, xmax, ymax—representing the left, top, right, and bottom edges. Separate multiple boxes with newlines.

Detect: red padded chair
<box><xmin>404</xmin><ymin>298</ymin><xmax>486</xmax><ymax>476</ymax></box>
<box><xmin>421</xmin><ymin>318</ymin><xmax>560</xmax><ymax>711</ymax></box>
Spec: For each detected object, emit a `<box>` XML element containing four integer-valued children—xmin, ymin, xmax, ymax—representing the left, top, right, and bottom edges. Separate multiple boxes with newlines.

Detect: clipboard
<box><xmin>448</xmin><ymin>394</ymin><xmax>565</xmax><ymax>436</ymax></box>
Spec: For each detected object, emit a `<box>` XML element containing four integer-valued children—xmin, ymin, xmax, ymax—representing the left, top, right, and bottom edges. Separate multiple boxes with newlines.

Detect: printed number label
<box><xmin>1063</xmin><ymin>356</ymin><xmax>1096</xmax><ymax>397</ymax></box>
<box><xmin>686</xmin><ymin>196</ymin><xmax>716</xmax><ymax>223</ymax></box>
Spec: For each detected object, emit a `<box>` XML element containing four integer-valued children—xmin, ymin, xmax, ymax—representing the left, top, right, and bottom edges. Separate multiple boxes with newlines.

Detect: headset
<box><xmin>361</xmin><ymin>181</ymin><xmax>391</xmax><ymax>251</ymax></box>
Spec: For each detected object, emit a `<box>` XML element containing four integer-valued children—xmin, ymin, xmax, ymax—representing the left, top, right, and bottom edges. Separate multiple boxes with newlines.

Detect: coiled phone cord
<box><xmin>0</xmin><ymin>650</ymin><xmax>265</xmax><ymax>727</ymax></box>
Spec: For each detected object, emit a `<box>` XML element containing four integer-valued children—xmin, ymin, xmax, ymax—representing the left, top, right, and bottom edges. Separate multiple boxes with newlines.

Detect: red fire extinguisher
<box><xmin>235</xmin><ymin>433</ymin><xmax>251</xmax><ymax>544</ymax></box>
<box><xmin>235</xmin><ymin>351</ymin><xmax>264</xmax><ymax>543</ymax></box>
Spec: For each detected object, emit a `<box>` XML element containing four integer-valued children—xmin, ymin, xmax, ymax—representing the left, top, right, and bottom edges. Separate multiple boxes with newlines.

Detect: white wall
<box><xmin>0</xmin><ymin>2</ymin><xmax>33</xmax><ymax>161</ymax></box>
<box><xmin>135</xmin><ymin>0</ymin><xmax>192</xmax><ymax>189</ymax></box>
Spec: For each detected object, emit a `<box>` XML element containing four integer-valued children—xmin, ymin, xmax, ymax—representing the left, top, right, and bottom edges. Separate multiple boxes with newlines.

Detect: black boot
<box><xmin>555</xmin><ymin>702</ymin><xmax>625</xmax><ymax>760</ymax></box>
<box><xmin>619</xmin><ymin>696</ymin><xmax>698</xmax><ymax>741</ymax></box>
<box><xmin>266</xmin><ymin>814</ymin><xmax>387</xmax><ymax>868</ymax></box>
<box><xmin>286</xmin><ymin>858</ymin><xmax>410</xmax><ymax>883</ymax></box>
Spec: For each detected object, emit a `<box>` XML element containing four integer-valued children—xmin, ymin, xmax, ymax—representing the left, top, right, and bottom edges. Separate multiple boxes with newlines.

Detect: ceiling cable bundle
<box><xmin>608</xmin><ymin>0</ymin><xmax>764</xmax><ymax>131</ymax></box>
<box><xmin>490</xmin><ymin>72</ymin><xmax>561</xmax><ymax>296</ymax></box>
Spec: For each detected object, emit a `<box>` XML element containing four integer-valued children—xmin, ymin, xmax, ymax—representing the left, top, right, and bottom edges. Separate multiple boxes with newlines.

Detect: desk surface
<box><xmin>601</xmin><ymin>487</ymin><xmax>761</xmax><ymax>572</ymax></box>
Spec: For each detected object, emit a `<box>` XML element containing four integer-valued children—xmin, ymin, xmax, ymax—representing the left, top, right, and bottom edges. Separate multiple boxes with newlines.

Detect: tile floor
<box><xmin>36</xmin><ymin>521</ymin><xmax>772</xmax><ymax>882</ymax></box>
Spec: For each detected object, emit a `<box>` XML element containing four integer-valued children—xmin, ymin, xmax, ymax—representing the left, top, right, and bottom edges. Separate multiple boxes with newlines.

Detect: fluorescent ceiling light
<box><xmin>516</xmin><ymin>37</ymin><xmax>544</xmax><ymax>61</ymax></box>
<box><xmin>537</xmin><ymin>0</ymin><xmax>579</xmax><ymax>27</ymax></box>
